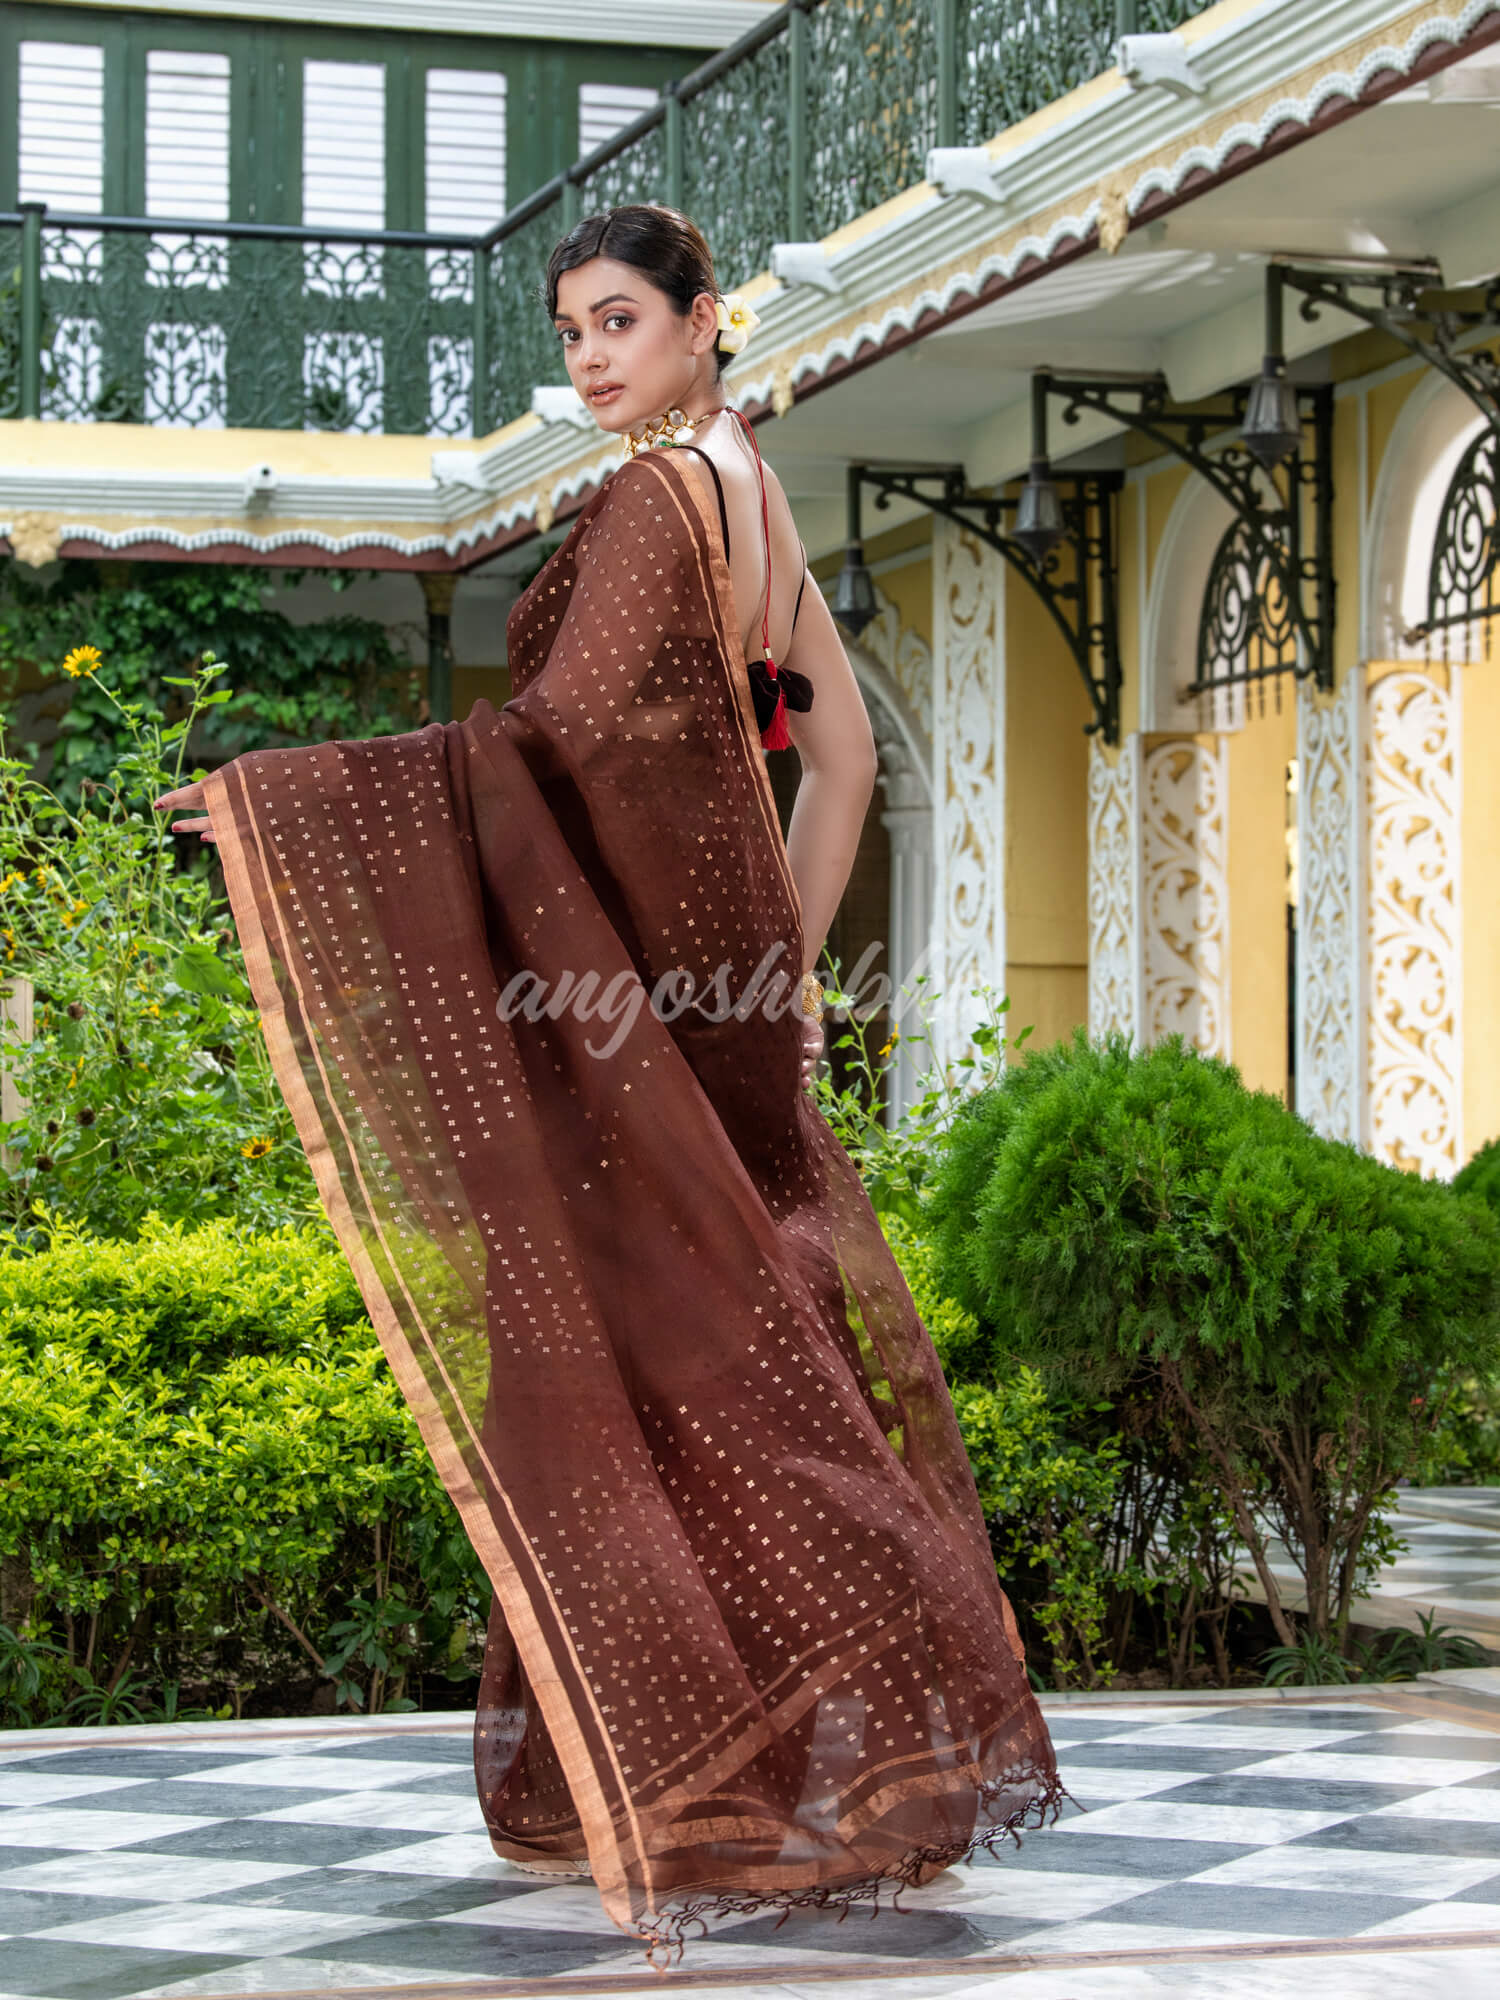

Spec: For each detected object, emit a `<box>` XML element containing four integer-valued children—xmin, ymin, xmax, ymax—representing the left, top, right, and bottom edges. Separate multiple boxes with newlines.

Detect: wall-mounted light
<box><xmin>1241</xmin><ymin>265</ymin><xmax>1303</xmax><ymax>468</ymax></box>
<box><xmin>832</xmin><ymin>464</ymin><xmax>878</xmax><ymax>638</ymax></box>
<box><xmin>1012</xmin><ymin>372</ymin><xmax>1066</xmax><ymax>563</ymax></box>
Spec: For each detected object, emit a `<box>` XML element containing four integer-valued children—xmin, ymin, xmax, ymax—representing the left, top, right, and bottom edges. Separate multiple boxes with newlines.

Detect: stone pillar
<box><xmin>1087</xmin><ymin>734</ymin><xmax>1142</xmax><ymax>1041</ymax></box>
<box><xmin>931</xmin><ymin>517</ymin><xmax>1005</xmax><ymax>1073</ymax></box>
<box><xmin>1140</xmin><ymin>734</ymin><xmax>1231</xmax><ymax>1058</ymax></box>
<box><xmin>420</xmin><ymin>571</ymin><xmax>458</xmax><ymax>724</ymax></box>
<box><xmin>1365</xmin><ymin>665</ymin><xmax>1461</xmax><ymax>1175</ymax></box>
<box><xmin>1295</xmin><ymin>671</ymin><xmax>1362</xmax><ymax>1143</ymax></box>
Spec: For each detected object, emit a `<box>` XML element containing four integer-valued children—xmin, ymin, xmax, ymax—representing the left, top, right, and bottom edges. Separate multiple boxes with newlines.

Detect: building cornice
<box><xmin>34</xmin><ymin>0</ymin><xmax>761</xmax><ymax>48</ymax></box>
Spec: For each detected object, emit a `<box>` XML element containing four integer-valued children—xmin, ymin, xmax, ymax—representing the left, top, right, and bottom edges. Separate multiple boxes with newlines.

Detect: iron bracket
<box><xmin>1039</xmin><ymin>369</ymin><xmax>1335</xmax><ymax>695</ymax></box>
<box><xmin>855</xmin><ymin>463</ymin><xmax>1124</xmax><ymax>744</ymax></box>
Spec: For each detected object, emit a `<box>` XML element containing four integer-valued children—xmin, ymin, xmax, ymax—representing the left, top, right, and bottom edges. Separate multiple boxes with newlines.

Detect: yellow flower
<box><xmin>714</xmin><ymin>293</ymin><xmax>761</xmax><ymax>355</ymax></box>
<box><xmin>877</xmin><ymin>1029</ymin><xmax>900</xmax><ymax>1058</ymax></box>
<box><xmin>241</xmin><ymin>1136</ymin><xmax>273</xmax><ymax>1159</ymax></box>
<box><xmin>61</xmin><ymin>645</ymin><xmax>102</xmax><ymax>678</ymax></box>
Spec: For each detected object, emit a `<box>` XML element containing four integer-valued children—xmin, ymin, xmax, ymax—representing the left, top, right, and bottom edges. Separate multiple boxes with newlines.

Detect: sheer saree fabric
<box><xmin>202</xmin><ymin>448</ymin><xmax>1062</xmax><ymax>1956</ymax></box>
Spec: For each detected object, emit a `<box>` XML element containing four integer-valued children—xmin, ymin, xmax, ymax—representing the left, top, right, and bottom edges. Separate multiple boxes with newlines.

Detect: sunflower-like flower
<box><xmin>241</xmin><ymin>1136</ymin><xmax>273</xmax><ymax>1159</ymax></box>
<box><xmin>714</xmin><ymin>293</ymin><xmax>761</xmax><ymax>355</ymax></box>
<box><xmin>61</xmin><ymin>645</ymin><xmax>102</xmax><ymax>678</ymax></box>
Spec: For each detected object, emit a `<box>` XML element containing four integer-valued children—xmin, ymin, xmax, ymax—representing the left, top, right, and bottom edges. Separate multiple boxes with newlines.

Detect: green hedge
<box><xmin>0</xmin><ymin>1214</ymin><xmax>488</xmax><ymax>1725</ymax></box>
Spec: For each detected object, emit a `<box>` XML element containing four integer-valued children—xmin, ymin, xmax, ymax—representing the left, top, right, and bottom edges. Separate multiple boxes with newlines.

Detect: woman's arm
<box><xmin>781</xmin><ymin>576</ymin><xmax>879</xmax><ymax>980</ymax></box>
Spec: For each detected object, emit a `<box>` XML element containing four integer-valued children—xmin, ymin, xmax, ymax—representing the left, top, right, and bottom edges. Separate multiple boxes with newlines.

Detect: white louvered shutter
<box><xmin>145</xmin><ymin>49</ymin><xmax>230</xmax><ymax>221</ymax></box>
<box><xmin>19</xmin><ymin>40</ymin><xmax>105</xmax><ymax>211</ymax></box>
<box><xmin>578</xmin><ymin>82</ymin><xmax>658</xmax><ymax>158</ymax></box>
<box><xmin>303</xmin><ymin>59</ymin><xmax>386</xmax><ymax>229</ymax></box>
<box><xmin>426</xmin><ymin>68</ymin><xmax>506</xmax><ymax>233</ymax></box>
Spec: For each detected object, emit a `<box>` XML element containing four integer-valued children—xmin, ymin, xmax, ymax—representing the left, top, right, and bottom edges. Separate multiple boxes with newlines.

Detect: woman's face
<box><xmin>553</xmin><ymin>255</ymin><xmax>720</xmax><ymax>434</ymax></box>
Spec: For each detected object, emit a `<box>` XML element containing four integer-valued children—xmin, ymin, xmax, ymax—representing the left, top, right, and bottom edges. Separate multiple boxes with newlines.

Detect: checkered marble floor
<box><xmin>1</xmin><ymin>1683</ymin><xmax>1500</xmax><ymax>1998</ymax></box>
<box><xmin>1247</xmin><ymin>1488</ymin><xmax>1500</xmax><ymax>1647</ymax></box>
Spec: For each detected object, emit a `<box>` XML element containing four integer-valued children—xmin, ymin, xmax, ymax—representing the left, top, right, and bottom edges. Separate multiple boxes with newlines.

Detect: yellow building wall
<box><xmin>1225</xmin><ymin>699</ymin><xmax>1295</xmax><ymax>1102</ymax></box>
<box><xmin>1003</xmin><ymin>557</ymin><xmax>1090</xmax><ymax>1053</ymax></box>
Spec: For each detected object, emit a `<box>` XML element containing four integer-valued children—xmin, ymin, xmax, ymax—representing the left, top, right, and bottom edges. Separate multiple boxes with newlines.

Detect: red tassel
<box><xmin>760</xmin><ymin>686</ymin><xmax>791</xmax><ymax>750</ymax></box>
<box><xmin>758</xmin><ymin>655</ymin><xmax>792</xmax><ymax>750</ymax></box>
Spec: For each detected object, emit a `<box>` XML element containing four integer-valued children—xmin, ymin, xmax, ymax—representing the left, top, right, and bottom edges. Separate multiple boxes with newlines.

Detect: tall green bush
<box><xmin>0</xmin><ymin>1213</ymin><xmax>488</xmax><ymax>1723</ymax></box>
<box><xmin>0</xmin><ymin>653</ymin><xmax>318</xmax><ymax>1238</ymax></box>
<box><xmin>925</xmin><ymin>1031</ymin><xmax>1500</xmax><ymax>1650</ymax></box>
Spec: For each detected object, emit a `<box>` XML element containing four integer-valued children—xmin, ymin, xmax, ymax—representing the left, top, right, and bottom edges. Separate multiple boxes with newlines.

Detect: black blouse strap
<box><xmin>675</xmin><ymin>444</ymin><xmax>730</xmax><ymax>559</ymax></box>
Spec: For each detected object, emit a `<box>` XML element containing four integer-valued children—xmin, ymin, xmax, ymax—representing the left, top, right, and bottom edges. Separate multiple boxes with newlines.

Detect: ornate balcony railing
<box><xmin>0</xmin><ymin>0</ymin><xmax>1214</xmax><ymax>439</ymax></box>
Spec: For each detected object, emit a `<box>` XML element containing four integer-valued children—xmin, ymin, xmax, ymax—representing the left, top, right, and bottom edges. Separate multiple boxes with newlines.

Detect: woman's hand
<box><xmin>152</xmin><ymin>781</ymin><xmax>217</xmax><ymax>843</ymax></box>
<box><xmin>800</xmin><ymin>1012</ymin><xmax>825</xmax><ymax>1090</ymax></box>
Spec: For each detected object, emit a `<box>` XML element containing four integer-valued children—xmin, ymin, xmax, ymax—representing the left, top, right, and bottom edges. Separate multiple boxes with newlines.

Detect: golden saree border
<box><xmin>201</xmin><ymin>757</ymin><xmax>654</xmax><ymax>1926</ymax></box>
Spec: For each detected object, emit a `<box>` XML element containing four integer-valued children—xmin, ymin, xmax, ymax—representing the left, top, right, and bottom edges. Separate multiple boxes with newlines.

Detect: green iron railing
<box><xmin>0</xmin><ymin>0</ymin><xmax>1214</xmax><ymax>438</ymax></box>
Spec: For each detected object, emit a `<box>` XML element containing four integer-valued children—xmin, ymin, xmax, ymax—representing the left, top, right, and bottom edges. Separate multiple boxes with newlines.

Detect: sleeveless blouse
<box><xmin>676</xmin><ymin>442</ymin><xmax>816</xmax><ymax>741</ymax></box>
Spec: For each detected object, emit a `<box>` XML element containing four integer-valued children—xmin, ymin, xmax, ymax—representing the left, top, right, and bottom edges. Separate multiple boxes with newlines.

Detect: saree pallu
<box><xmin>203</xmin><ymin>448</ymin><xmax>1062</xmax><ymax>1957</ymax></box>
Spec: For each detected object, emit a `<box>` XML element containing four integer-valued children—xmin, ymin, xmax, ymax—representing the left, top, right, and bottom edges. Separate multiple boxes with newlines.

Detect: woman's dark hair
<box><xmin>542</xmin><ymin>204</ymin><xmax>732</xmax><ymax>375</ymax></box>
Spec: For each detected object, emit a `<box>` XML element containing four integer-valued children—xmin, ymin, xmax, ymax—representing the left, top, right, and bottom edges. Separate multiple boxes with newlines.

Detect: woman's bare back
<box><xmin>684</xmin><ymin>410</ymin><xmax>807</xmax><ymax>668</ymax></box>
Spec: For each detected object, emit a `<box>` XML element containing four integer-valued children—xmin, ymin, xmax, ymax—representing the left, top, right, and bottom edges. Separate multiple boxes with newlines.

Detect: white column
<box><xmin>880</xmin><ymin>794</ymin><xmax>934</xmax><ymax>1124</ymax></box>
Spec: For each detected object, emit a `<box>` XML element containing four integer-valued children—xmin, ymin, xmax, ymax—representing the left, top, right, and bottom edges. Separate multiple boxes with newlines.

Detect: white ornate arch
<box><xmin>1365</xmin><ymin>368</ymin><xmax>1489</xmax><ymax>663</ymax></box>
<box><xmin>1140</xmin><ymin>472</ymin><xmax>1237</xmax><ymax>736</ymax></box>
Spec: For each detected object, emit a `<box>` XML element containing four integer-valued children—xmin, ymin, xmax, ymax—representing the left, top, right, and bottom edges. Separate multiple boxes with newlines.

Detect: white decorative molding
<box><xmin>1088</xmin><ymin>734</ymin><xmax>1142</xmax><ymax>1043</ymax></box>
<box><xmin>931</xmin><ymin>518</ymin><xmax>1005</xmax><ymax>1072</ymax></box>
<box><xmin>1366</xmin><ymin>667</ymin><xmax>1463</xmax><ymax>1176</ymax></box>
<box><xmin>37</xmin><ymin>1</ymin><xmax>762</xmax><ymax>47</ymax></box>
<box><xmin>1141</xmin><ymin>735</ymin><xmax>1230</xmax><ymax>1057</ymax></box>
<box><xmin>1296</xmin><ymin>673</ymin><xmax>1363</xmax><ymax>1143</ymax></box>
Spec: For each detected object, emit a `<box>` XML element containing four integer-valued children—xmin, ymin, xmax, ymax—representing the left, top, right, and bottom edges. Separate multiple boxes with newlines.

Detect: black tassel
<box><xmin>747</xmin><ymin>660</ymin><xmax>814</xmax><ymax>737</ymax></box>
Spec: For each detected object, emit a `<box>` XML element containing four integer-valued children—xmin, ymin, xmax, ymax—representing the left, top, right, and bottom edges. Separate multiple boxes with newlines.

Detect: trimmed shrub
<box><xmin>883</xmin><ymin>1213</ymin><xmax>1240</xmax><ymax>1690</ymax></box>
<box><xmin>0</xmin><ymin>1213</ymin><xmax>488</xmax><ymax>1723</ymax></box>
<box><xmin>924</xmin><ymin>1031</ymin><xmax>1500</xmax><ymax>1650</ymax></box>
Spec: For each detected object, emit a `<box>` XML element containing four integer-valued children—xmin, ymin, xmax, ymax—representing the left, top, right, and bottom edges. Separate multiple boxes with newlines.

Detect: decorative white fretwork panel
<box><xmin>1296</xmin><ymin>674</ymin><xmax>1361</xmax><ymax>1143</ymax></box>
<box><xmin>1366</xmin><ymin>668</ymin><xmax>1462</xmax><ymax>1178</ymax></box>
<box><xmin>931</xmin><ymin>518</ymin><xmax>1004</xmax><ymax>1069</ymax></box>
<box><xmin>1087</xmin><ymin>735</ymin><xmax>1141</xmax><ymax>1041</ymax></box>
<box><xmin>1141</xmin><ymin>737</ymin><xmax>1230</xmax><ymax>1058</ymax></box>
<box><xmin>857</xmin><ymin>584</ymin><xmax>933</xmax><ymax>747</ymax></box>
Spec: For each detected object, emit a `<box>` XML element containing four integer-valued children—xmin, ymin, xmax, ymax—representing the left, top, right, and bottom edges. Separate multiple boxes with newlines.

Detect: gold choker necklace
<box><xmin>622</xmin><ymin>405</ymin><xmax>727</xmax><ymax>457</ymax></box>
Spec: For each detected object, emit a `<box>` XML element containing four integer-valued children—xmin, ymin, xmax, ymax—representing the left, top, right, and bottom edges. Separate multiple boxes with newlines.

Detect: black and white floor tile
<box><xmin>0</xmin><ymin>1690</ymin><xmax>1498</xmax><ymax>1998</ymax></box>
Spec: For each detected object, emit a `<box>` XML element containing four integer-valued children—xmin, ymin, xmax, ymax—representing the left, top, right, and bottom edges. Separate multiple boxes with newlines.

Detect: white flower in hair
<box><xmin>714</xmin><ymin>293</ymin><xmax>761</xmax><ymax>355</ymax></box>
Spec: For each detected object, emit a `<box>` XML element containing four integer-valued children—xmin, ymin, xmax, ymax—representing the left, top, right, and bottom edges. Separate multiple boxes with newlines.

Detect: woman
<box><xmin>154</xmin><ymin>204</ymin><xmax>1062</xmax><ymax>1960</ymax></box>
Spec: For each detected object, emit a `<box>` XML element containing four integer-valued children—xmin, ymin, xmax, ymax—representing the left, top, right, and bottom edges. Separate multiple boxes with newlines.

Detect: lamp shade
<box><xmin>832</xmin><ymin>541</ymin><xmax>879</xmax><ymax>638</ymax></box>
<box><xmin>1013</xmin><ymin>459</ymin><xmax>1065</xmax><ymax>563</ymax></box>
<box><xmin>1242</xmin><ymin>367</ymin><xmax>1302</xmax><ymax>467</ymax></box>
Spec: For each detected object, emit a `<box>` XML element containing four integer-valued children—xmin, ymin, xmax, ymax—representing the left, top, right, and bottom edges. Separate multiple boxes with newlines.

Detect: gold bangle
<box><xmin>801</xmin><ymin>971</ymin><xmax>825</xmax><ymax>1020</ymax></box>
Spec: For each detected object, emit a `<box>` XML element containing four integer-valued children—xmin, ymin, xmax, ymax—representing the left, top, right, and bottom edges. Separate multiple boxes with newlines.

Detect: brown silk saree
<box><xmin>203</xmin><ymin>447</ymin><xmax>1062</xmax><ymax>1957</ymax></box>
